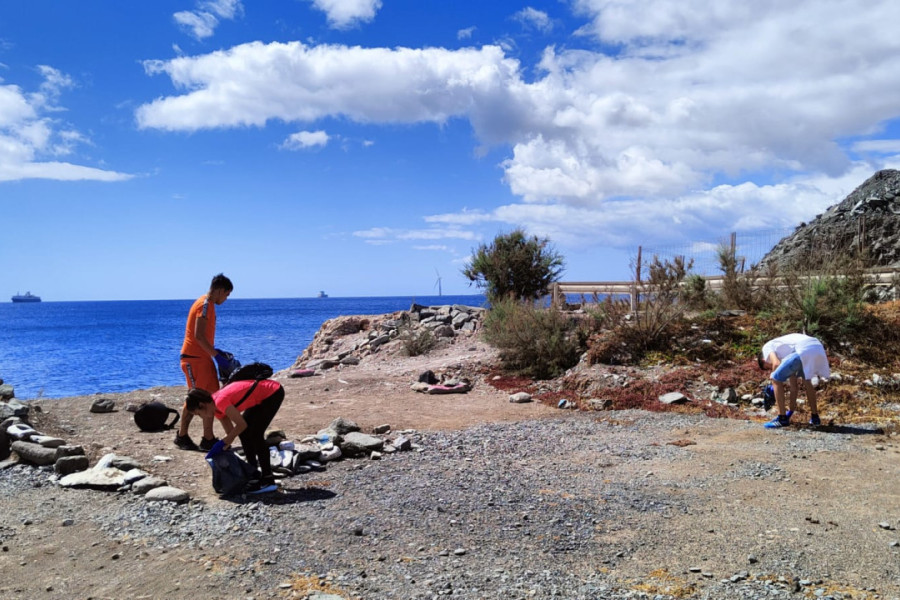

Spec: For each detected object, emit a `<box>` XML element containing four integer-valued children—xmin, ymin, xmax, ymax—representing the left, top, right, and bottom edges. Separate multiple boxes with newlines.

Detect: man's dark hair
<box><xmin>185</xmin><ymin>388</ymin><xmax>213</xmax><ymax>412</ymax></box>
<box><xmin>757</xmin><ymin>351</ymin><xmax>766</xmax><ymax>370</ymax></box>
<box><xmin>210</xmin><ymin>273</ymin><xmax>233</xmax><ymax>293</ymax></box>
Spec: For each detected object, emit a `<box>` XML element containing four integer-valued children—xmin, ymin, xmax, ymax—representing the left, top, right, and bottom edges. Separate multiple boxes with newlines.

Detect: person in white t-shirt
<box><xmin>757</xmin><ymin>333</ymin><xmax>830</xmax><ymax>428</ymax></box>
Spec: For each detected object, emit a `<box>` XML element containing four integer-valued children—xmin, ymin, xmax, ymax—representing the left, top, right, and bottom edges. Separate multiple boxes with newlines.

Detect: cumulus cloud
<box><xmin>175</xmin><ymin>0</ymin><xmax>243</xmax><ymax>40</ymax></box>
<box><xmin>282</xmin><ymin>129</ymin><xmax>330</xmax><ymax>150</ymax></box>
<box><xmin>136</xmin><ymin>43</ymin><xmax>520</xmax><ymax>131</ymax></box>
<box><xmin>0</xmin><ymin>67</ymin><xmax>131</xmax><ymax>182</ymax></box>
<box><xmin>309</xmin><ymin>0</ymin><xmax>382</xmax><ymax>30</ymax></box>
<box><xmin>513</xmin><ymin>7</ymin><xmax>553</xmax><ymax>33</ymax></box>
<box><xmin>138</xmin><ymin>0</ymin><xmax>900</xmax><ymax>248</ymax></box>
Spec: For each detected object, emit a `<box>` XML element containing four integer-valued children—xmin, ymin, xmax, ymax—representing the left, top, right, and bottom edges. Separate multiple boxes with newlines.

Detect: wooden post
<box><xmin>632</xmin><ymin>245</ymin><xmax>642</xmax><ymax>313</ymax></box>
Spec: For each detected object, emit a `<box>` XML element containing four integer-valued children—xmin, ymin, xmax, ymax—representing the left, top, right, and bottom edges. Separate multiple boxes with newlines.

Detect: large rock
<box><xmin>132</xmin><ymin>476</ymin><xmax>167</xmax><ymax>494</ymax></box>
<box><xmin>59</xmin><ymin>467</ymin><xmax>128</xmax><ymax>489</ymax></box>
<box><xmin>0</xmin><ymin>385</ymin><xmax>15</xmax><ymax>401</ymax></box>
<box><xmin>0</xmin><ymin>399</ymin><xmax>28</xmax><ymax>419</ymax></box>
<box><xmin>11</xmin><ymin>440</ymin><xmax>57</xmax><ymax>466</ymax></box>
<box><xmin>144</xmin><ymin>486</ymin><xmax>189</xmax><ymax>503</ymax></box>
<box><xmin>55</xmin><ymin>455</ymin><xmax>90</xmax><ymax>475</ymax></box>
<box><xmin>339</xmin><ymin>432</ymin><xmax>384</xmax><ymax>457</ymax></box>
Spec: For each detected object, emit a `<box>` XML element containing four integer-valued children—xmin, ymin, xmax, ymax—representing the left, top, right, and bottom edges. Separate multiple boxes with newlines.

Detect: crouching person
<box><xmin>185</xmin><ymin>380</ymin><xmax>284</xmax><ymax>493</ymax></box>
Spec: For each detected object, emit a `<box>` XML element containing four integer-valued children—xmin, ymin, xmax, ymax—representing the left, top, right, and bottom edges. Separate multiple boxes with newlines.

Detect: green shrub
<box><xmin>399</xmin><ymin>323</ymin><xmax>437</xmax><ymax>357</ymax></box>
<box><xmin>482</xmin><ymin>298</ymin><xmax>582</xmax><ymax>379</ymax></box>
<box><xmin>463</xmin><ymin>229</ymin><xmax>564</xmax><ymax>303</ymax></box>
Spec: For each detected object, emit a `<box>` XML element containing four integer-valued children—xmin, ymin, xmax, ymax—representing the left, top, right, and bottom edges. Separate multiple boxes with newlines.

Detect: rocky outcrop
<box><xmin>290</xmin><ymin>303</ymin><xmax>485</xmax><ymax>373</ymax></box>
<box><xmin>760</xmin><ymin>169</ymin><xmax>900</xmax><ymax>270</ymax></box>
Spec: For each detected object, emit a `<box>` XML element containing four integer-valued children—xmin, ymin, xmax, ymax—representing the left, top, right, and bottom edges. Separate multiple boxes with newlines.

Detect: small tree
<box><xmin>462</xmin><ymin>229</ymin><xmax>564</xmax><ymax>303</ymax></box>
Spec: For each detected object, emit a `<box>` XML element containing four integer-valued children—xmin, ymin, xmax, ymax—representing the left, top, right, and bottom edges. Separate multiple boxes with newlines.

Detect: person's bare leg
<box><xmin>179</xmin><ymin>407</ymin><xmax>193</xmax><ymax>438</ymax></box>
<box><xmin>773</xmin><ymin>380</ymin><xmax>787</xmax><ymax>416</ymax></box>
<box><xmin>788</xmin><ymin>376</ymin><xmax>799</xmax><ymax>412</ymax></box>
<box><xmin>803</xmin><ymin>379</ymin><xmax>819</xmax><ymax>415</ymax></box>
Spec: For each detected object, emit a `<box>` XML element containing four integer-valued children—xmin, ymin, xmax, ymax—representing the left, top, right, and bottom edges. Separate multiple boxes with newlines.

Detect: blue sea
<box><xmin>0</xmin><ymin>295</ymin><xmax>486</xmax><ymax>400</ymax></box>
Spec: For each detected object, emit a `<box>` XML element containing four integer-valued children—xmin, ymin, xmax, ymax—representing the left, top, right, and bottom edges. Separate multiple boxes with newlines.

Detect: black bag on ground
<box><xmin>226</xmin><ymin>361</ymin><xmax>273</xmax><ymax>384</ymax></box>
<box><xmin>133</xmin><ymin>401</ymin><xmax>180</xmax><ymax>432</ymax></box>
<box><xmin>206</xmin><ymin>450</ymin><xmax>258</xmax><ymax>496</ymax></box>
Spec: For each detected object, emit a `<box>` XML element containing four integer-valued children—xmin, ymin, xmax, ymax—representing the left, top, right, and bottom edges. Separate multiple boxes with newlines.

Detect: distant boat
<box><xmin>12</xmin><ymin>291</ymin><xmax>41</xmax><ymax>303</ymax></box>
<box><xmin>317</xmin><ymin>291</ymin><xmax>328</xmax><ymax>298</ymax></box>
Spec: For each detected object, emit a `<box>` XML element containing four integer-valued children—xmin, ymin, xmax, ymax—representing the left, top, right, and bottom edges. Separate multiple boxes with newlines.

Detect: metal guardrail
<box><xmin>551</xmin><ymin>267</ymin><xmax>899</xmax><ymax>308</ymax></box>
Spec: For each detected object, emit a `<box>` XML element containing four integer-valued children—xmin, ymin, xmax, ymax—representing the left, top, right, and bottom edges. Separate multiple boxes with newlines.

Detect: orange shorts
<box><xmin>180</xmin><ymin>356</ymin><xmax>220</xmax><ymax>394</ymax></box>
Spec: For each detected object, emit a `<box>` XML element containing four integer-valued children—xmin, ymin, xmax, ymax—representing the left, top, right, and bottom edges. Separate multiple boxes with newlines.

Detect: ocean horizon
<box><xmin>0</xmin><ymin>294</ymin><xmax>486</xmax><ymax>400</ymax></box>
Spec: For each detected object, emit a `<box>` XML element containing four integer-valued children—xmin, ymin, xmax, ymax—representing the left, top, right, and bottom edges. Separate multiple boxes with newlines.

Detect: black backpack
<box><xmin>226</xmin><ymin>362</ymin><xmax>274</xmax><ymax>384</ymax></box>
<box><xmin>134</xmin><ymin>401</ymin><xmax>180</xmax><ymax>432</ymax></box>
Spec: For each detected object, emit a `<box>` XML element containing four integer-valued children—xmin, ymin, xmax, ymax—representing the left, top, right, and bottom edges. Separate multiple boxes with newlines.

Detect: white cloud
<box><xmin>0</xmin><ymin>68</ymin><xmax>131</xmax><ymax>183</ymax></box>
<box><xmin>413</xmin><ymin>244</ymin><xmax>451</xmax><ymax>251</ymax></box>
<box><xmin>309</xmin><ymin>0</ymin><xmax>382</xmax><ymax>30</ymax></box>
<box><xmin>457</xmin><ymin>26</ymin><xmax>476</xmax><ymax>40</ymax></box>
<box><xmin>282</xmin><ymin>129</ymin><xmax>330</xmax><ymax>150</ymax></box>
<box><xmin>137</xmin><ymin>43</ymin><xmax>520</xmax><ymax>131</ymax></box>
<box><xmin>175</xmin><ymin>0</ymin><xmax>243</xmax><ymax>40</ymax></box>
<box><xmin>353</xmin><ymin>227</ymin><xmax>479</xmax><ymax>243</ymax></box>
<box><xmin>513</xmin><ymin>7</ymin><xmax>553</xmax><ymax>33</ymax></box>
<box><xmin>853</xmin><ymin>139</ymin><xmax>900</xmax><ymax>154</ymax></box>
<box><xmin>138</xmin><ymin>0</ymin><xmax>900</xmax><ymax>248</ymax></box>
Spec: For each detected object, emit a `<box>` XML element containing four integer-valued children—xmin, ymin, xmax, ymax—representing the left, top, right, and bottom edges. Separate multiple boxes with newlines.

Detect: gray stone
<box><xmin>509</xmin><ymin>392</ymin><xmax>532</xmax><ymax>403</ymax></box>
<box><xmin>393</xmin><ymin>435</ymin><xmax>412</xmax><ymax>451</ymax></box>
<box><xmin>711</xmin><ymin>388</ymin><xmax>738</xmax><ymax>404</ymax></box>
<box><xmin>0</xmin><ymin>427</ymin><xmax>7</xmax><ymax>461</ymax></box>
<box><xmin>144</xmin><ymin>486</ymin><xmax>189</xmax><ymax>503</ymax></box>
<box><xmin>123</xmin><ymin>468</ymin><xmax>149</xmax><ymax>485</ymax></box>
<box><xmin>55</xmin><ymin>445</ymin><xmax>85</xmax><ymax>458</ymax></box>
<box><xmin>11</xmin><ymin>440</ymin><xmax>57</xmax><ymax>466</ymax></box>
<box><xmin>95</xmin><ymin>453</ymin><xmax>141</xmax><ymax>472</ymax></box>
<box><xmin>32</xmin><ymin>435</ymin><xmax>66</xmax><ymax>448</ymax></box>
<box><xmin>659</xmin><ymin>392</ymin><xmax>688</xmax><ymax>405</ymax></box>
<box><xmin>54</xmin><ymin>455</ymin><xmax>90</xmax><ymax>475</ymax></box>
<box><xmin>340</xmin><ymin>432</ymin><xmax>385</xmax><ymax>457</ymax></box>
<box><xmin>59</xmin><ymin>467</ymin><xmax>127</xmax><ymax>489</ymax></box>
<box><xmin>0</xmin><ymin>385</ymin><xmax>15</xmax><ymax>402</ymax></box>
<box><xmin>373</xmin><ymin>424</ymin><xmax>391</xmax><ymax>434</ymax></box>
<box><xmin>433</xmin><ymin>324</ymin><xmax>455</xmax><ymax>338</ymax></box>
<box><xmin>339</xmin><ymin>355</ymin><xmax>360</xmax><ymax>366</ymax></box>
<box><xmin>90</xmin><ymin>398</ymin><xmax>116</xmax><ymax>413</ymax></box>
<box><xmin>132</xmin><ymin>476</ymin><xmax>167</xmax><ymax>494</ymax></box>
<box><xmin>327</xmin><ymin>417</ymin><xmax>360</xmax><ymax>435</ymax></box>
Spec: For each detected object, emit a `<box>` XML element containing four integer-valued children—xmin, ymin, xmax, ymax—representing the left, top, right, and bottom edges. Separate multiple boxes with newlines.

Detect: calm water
<box><xmin>0</xmin><ymin>295</ymin><xmax>485</xmax><ymax>400</ymax></box>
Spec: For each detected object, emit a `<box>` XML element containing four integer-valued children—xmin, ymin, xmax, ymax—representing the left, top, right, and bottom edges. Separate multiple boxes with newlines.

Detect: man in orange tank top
<box><xmin>176</xmin><ymin>273</ymin><xmax>233</xmax><ymax>451</ymax></box>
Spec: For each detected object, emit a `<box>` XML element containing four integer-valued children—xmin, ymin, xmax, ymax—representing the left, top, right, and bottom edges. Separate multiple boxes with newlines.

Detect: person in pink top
<box><xmin>185</xmin><ymin>379</ymin><xmax>284</xmax><ymax>492</ymax></box>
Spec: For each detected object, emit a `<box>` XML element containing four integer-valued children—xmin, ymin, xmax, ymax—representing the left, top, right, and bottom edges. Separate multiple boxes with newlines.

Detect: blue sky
<box><xmin>2</xmin><ymin>0</ymin><xmax>900</xmax><ymax>301</ymax></box>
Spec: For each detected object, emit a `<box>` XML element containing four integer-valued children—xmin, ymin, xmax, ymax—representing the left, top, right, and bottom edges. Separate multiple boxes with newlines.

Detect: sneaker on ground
<box><xmin>199</xmin><ymin>436</ymin><xmax>220</xmax><ymax>451</ymax></box>
<box><xmin>244</xmin><ymin>479</ymin><xmax>278</xmax><ymax>495</ymax></box>
<box><xmin>809</xmin><ymin>414</ymin><xmax>821</xmax><ymax>426</ymax></box>
<box><xmin>764</xmin><ymin>415</ymin><xmax>790</xmax><ymax>429</ymax></box>
<box><xmin>174</xmin><ymin>434</ymin><xmax>200</xmax><ymax>451</ymax></box>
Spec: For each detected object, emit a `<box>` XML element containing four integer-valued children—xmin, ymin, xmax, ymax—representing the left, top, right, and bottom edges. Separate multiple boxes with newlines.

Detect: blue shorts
<box><xmin>771</xmin><ymin>353</ymin><xmax>805</xmax><ymax>382</ymax></box>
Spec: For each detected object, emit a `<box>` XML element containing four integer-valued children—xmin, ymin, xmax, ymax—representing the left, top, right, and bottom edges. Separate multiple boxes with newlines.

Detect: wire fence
<box><xmin>638</xmin><ymin>227</ymin><xmax>796</xmax><ymax>277</ymax></box>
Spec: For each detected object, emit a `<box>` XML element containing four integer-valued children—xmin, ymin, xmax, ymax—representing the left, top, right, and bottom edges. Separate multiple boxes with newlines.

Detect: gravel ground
<box><xmin>2</xmin><ymin>409</ymin><xmax>898</xmax><ymax>600</ymax></box>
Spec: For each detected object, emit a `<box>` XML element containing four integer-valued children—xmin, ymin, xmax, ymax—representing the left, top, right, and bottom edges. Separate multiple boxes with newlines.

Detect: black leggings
<box><xmin>238</xmin><ymin>386</ymin><xmax>284</xmax><ymax>479</ymax></box>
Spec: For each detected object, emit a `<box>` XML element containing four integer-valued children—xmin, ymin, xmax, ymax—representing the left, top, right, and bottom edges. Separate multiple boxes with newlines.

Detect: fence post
<box><xmin>632</xmin><ymin>245</ymin><xmax>642</xmax><ymax>313</ymax></box>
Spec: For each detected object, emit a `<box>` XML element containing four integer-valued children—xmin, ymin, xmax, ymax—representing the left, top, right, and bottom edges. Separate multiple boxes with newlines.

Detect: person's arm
<box><xmin>221</xmin><ymin>404</ymin><xmax>247</xmax><ymax>448</ymax></box>
<box><xmin>218</xmin><ymin>413</ymin><xmax>235</xmax><ymax>436</ymax></box>
<box><xmin>193</xmin><ymin>314</ymin><xmax>216</xmax><ymax>358</ymax></box>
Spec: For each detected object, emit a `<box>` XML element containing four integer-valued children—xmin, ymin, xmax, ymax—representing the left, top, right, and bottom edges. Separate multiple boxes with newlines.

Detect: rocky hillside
<box><xmin>760</xmin><ymin>169</ymin><xmax>900</xmax><ymax>269</ymax></box>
